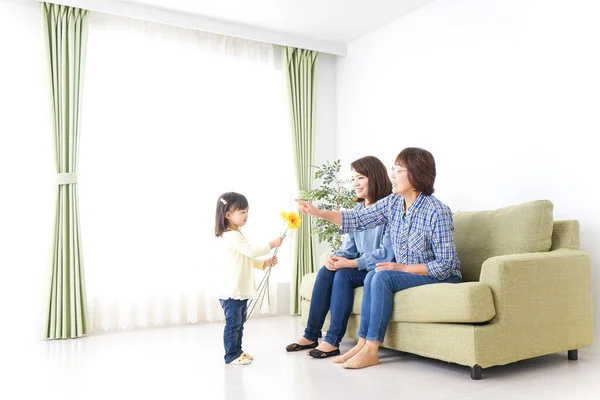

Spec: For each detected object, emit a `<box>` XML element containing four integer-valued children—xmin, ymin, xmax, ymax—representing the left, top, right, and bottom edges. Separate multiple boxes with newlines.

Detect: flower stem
<box><xmin>247</xmin><ymin>226</ymin><xmax>289</xmax><ymax>319</ymax></box>
<box><xmin>272</xmin><ymin>228</ymin><xmax>288</xmax><ymax>258</ymax></box>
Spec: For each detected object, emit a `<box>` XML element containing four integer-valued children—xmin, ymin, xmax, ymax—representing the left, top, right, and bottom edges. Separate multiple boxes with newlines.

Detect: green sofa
<box><xmin>299</xmin><ymin>200</ymin><xmax>593</xmax><ymax>379</ymax></box>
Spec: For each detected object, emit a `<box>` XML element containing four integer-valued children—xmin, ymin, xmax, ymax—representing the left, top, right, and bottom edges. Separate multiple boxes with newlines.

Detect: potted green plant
<box><xmin>305</xmin><ymin>160</ymin><xmax>356</xmax><ymax>251</ymax></box>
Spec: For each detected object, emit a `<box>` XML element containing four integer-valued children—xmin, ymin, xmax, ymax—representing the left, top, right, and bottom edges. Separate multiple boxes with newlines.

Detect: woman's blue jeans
<box><xmin>358</xmin><ymin>270</ymin><xmax>462</xmax><ymax>342</ymax></box>
<box><xmin>219</xmin><ymin>298</ymin><xmax>248</xmax><ymax>363</ymax></box>
<box><xmin>303</xmin><ymin>266</ymin><xmax>368</xmax><ymax>347</ymax></box>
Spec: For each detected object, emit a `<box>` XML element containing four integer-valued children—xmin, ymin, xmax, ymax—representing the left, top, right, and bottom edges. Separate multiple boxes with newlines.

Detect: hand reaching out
<box><xmin>269</xmin><ymin>237</ymin><xmax>284</xmax><ymax>249</ymax></box>
<box><xmin>295</xmin><ymin>199</ymin><xmax>319</xmax><ymax>216</ymax></box>
<box><xmin>295</xmin><ymin>199</ymin><xmax>341</xmax><ymax>226</ymax></box>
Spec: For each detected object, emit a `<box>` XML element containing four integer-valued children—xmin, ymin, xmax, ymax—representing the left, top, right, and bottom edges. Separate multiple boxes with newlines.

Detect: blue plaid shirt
<box><xmin>341</xmin><ymin>193</ymin><xmax>461</xmax><ymax>280</ymax></box>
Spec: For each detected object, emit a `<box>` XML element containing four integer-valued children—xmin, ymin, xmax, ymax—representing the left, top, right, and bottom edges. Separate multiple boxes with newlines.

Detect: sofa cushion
<box><xmin>350</xmin><ymin>282</ymin><xmax>496</xmax><ymax>323</ymax></box>
<box><xmin>300</xmin><ymin>272</ymin><xmax>496</xmax><ymax>324</ymax></box>
<box><xmin>453</xmin><ymin>200</ymin><xmax>554</xmax><ymax>282</ymax></box>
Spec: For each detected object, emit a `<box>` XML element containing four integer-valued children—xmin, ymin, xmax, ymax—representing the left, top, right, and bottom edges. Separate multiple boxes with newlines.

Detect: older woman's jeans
<box><xmin>219</xmin><ymin>298</ymin><xmax>248</xmax><ymax>363</ymax></box>
<box><xmin>303</xmin><ymin>266</ymin><xmax>368</xmax><ymax>347</ymax></box>
<box><xmin>358</xmin><ymin>270</ymin><xmax>463</xmax><ymax>343</ymax></box>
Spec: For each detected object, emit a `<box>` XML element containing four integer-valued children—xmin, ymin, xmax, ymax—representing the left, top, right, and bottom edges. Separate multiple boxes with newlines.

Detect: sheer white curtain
<box><xmin>79</xmin><ymin>13</ymin><xmax>295</xmax><ymax>332</ymax></box>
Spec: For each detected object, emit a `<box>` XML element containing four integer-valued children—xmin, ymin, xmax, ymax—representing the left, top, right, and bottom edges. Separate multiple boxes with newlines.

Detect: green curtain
<box><xmin>283</xmin><ymin>47</ymin><xmax>318</xmax><ymax>314</ymax></box>
<box><xmin>41</xmin><ymin>3</ymin><xmax>90</xmax><ymax>339</ymax></box>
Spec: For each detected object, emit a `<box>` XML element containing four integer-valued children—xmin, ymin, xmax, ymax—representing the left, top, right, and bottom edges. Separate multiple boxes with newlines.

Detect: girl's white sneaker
<box><xmin>229</xmin><ymin>355</ymin><xmax>252</xmax><ymax>365</ymax></box>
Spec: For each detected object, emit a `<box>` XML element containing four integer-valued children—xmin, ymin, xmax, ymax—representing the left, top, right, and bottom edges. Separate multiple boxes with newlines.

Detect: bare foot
<box><xmin>295</xmin><ymin>337</ymin><xmax>315</xmax><ymax>346</ymax></box>
<box><xmin>342</xmin><ymin>341</ymin><xmax>379</xmax><ymax>369</ymax></box>
<box><xmin>314</xmin><ymin>341</ymin><xmax>337</xmax><ymax>352</ymax></box>
<box><xmin>333</xmin><ymin>338</ymin><xmax>366</xmax><ymax>364</ymax></box>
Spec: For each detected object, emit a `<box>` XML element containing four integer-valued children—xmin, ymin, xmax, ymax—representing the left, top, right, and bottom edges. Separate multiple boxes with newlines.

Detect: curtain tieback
<box><xmin>56</xmin><ymin>173</ymin><xmax>78</xmax><ymax>185</ymax></box>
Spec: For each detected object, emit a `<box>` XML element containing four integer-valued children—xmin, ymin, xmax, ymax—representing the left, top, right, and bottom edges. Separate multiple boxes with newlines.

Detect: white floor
<box><xmin>4</xmin><ymin>316</ymin><xmax>599</xmax><ymax>400</ymax></box>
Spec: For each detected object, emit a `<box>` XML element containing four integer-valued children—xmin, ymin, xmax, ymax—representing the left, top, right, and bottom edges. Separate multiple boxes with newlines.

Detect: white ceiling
<box><xmin>118</xmin><ymin>0</ymin><xmax>434</xmax><ymax>44</ymax></box>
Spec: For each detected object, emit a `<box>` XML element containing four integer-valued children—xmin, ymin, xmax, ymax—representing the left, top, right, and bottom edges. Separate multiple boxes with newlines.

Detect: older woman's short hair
<box><xmin>396</xmin><ymin>148</ymin><xmax>436</xmax><ymax>196</ymax></box>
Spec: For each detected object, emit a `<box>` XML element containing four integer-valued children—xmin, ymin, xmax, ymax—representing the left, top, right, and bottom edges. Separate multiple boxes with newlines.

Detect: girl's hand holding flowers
<box><xmin>263</xmin><ymin>256</ymin><xmax>278</xmax><ymax>268</ymax></box>
<box><xmin>269</xmin><ymin>237</ymin><xmax>284</xmax><ymax>249</ymax></box>
<box><xmin>248</xmin><ymin>211</ymin><xmax>302</xmax><ymax>318</ymax></box>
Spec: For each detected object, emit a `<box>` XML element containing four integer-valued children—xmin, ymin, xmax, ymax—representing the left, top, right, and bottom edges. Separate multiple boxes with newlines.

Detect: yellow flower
<box><xmin>280</xmin><ymin>211</ymin><xmax>302</xmax><ymax>230</ymax></box>
<box><xmin>287</xmin><ymin>213</ymin><xmax>302</xmax><ymax>230</ymax></box>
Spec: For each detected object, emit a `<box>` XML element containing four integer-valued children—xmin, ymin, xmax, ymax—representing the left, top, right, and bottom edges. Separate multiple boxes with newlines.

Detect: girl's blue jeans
<box><xmin>219</xmin><ymin>298</ymin><xmax>248</xmax><ymax>363</ymax></box>
<box><xmin>359</xmin><ymin>270</ymin><xmax>462</xmax><ymax>342</ymax></box>
<box><xmin>303</xmin><ymin>266</ymin><xmax>368</xmax><ymax>347</ymax></box>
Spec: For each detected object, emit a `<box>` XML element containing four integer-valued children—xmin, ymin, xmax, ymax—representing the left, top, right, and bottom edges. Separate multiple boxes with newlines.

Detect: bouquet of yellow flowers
<box><xmin>248</xmin><ymin>211</ymin><xmax>302</xmax><ymax>317</ymax></box>
<box><xmin>272</xmin><ymin>211</ymin><xmax>302</xmax><ymax>257</ymax></box>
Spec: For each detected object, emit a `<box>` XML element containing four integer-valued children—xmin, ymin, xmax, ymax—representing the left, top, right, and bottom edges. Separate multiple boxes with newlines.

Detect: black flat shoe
<box><xmin>286</xmin><ymin>341</ymin><xmax>318</xmax><ymax>352</ymax></box>
<box><xmin>307</xmin><ymin>348</ymin><xmax>340</xmax><ymax>359</ymax></box>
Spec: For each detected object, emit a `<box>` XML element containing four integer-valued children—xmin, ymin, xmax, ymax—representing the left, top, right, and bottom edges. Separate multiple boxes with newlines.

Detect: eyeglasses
<box><xmin>391</xmin><ymin>165</ymin><xmax>407</xmax><ymax>174</ymax></box>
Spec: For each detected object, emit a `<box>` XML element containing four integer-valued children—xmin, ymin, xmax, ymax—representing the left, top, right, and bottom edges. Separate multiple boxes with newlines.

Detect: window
<box><xmin>79</xmin><ymin>13</ymin><xmax>294</xmax><ymax>331</ymax></box>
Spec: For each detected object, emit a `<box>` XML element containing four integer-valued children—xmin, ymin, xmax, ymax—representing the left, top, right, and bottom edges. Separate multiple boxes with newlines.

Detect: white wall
<box><xmin>0</xmin><ymin>0</ymin><xmax>54</xmax><ymax>336</ymax></box>
<box><xmin>336</xmin><ymin>0</ymin><xmax>600</xmax><ymax>349</ymax></box>
<box><xmin>0</xmin><ymin>0</ymin><xmax>56</xmax><ymax>385</ymax></box>
<box><xmin>315</xmin><ymin>54</ymin><xmax>338</xmax><ymax>177</ymax></box>
<box><xmin>313</xmin><ymin>52</ymin><xmax>338</xmax><ymax>259</ymax></box>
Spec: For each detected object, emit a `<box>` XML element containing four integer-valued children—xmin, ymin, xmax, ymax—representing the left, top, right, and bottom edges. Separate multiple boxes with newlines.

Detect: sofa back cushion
<box><xmin>550</xmin><ymin>220</ymin><xmax>580</xmax><ymax>251</ymax></box>
<box><xmin>453</xmin><ymin>200</ymin><xmax>554</xmax><ymax>282</ymax></box>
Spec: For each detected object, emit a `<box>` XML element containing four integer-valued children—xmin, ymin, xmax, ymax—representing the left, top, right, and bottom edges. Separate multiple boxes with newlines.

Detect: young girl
<box><xmin>214</xmin><ymin>192</ymin><xmax>283</xmax><ymax>365</ymax></box>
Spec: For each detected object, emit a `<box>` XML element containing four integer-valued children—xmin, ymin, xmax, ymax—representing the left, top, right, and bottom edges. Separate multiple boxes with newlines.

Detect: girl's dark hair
<box><xmin>215</xmin><ymin>192</ymin><xmax>249</xmax><ymax>237</ymax></box>
<box><xmin>395</xmin><ymin>147</ymin><xmax>436</xmax><ymax>196</ymax></box>
<box><xmin>350</xmin><ymin>156</ymin><xmax>393</xmax><ymax>204</ymax></box>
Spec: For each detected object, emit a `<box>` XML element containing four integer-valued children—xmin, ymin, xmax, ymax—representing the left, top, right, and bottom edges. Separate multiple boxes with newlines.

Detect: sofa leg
<box><xmin>471</xmin><ymin>365</ymin><xmax>482</xmax><ymax>380</ymax></box>
<box><xmin>568</xmin><ymin>350</ymin><xmax>578</xmax><ymax>361</ymax></box>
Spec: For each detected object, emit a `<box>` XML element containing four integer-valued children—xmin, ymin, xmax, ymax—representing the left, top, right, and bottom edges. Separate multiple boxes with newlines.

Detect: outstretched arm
<box><xmin>295</xmin><ymin>199</ymin><xmax>342</xmax><ymax>226</ymax></box>
<box><xmin>296</xmin><ymin>196</ymin><xmax>395</xmax><ymax>234</ymax></box>
<box><xmin>224</xmin><ymin>231</ymin><xmax>270</xmax><ymax>258</ymax></box>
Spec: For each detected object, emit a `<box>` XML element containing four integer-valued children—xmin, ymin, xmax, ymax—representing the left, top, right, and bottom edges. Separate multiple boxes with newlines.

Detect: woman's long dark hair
<box><xmin>350</xmin><ymin>156</ymin><xmax>393</xmax><ymax>204</ymax></box>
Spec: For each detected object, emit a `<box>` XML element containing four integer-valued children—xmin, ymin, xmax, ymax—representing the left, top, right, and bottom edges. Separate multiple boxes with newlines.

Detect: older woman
<box><xmin>296</xmin><ymin>147</ymin><xmax>462</xmax><ymax>369</ymax></box>
<box><xmin>286</xmin><ymin>156</ymin><xmax>394</xmax><ymax>359</ymax></box>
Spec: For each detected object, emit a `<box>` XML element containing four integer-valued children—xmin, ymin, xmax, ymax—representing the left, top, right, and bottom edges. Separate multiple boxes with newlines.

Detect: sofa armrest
<box><xmin>479</xmin><ymin>249</ymin><xmax>592</xmax><ymax>328</ymax></box>
<box><xmin>299</xmin><ymin>272</ymin><xmax>318</xmax><ymax>301</ymax></box>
